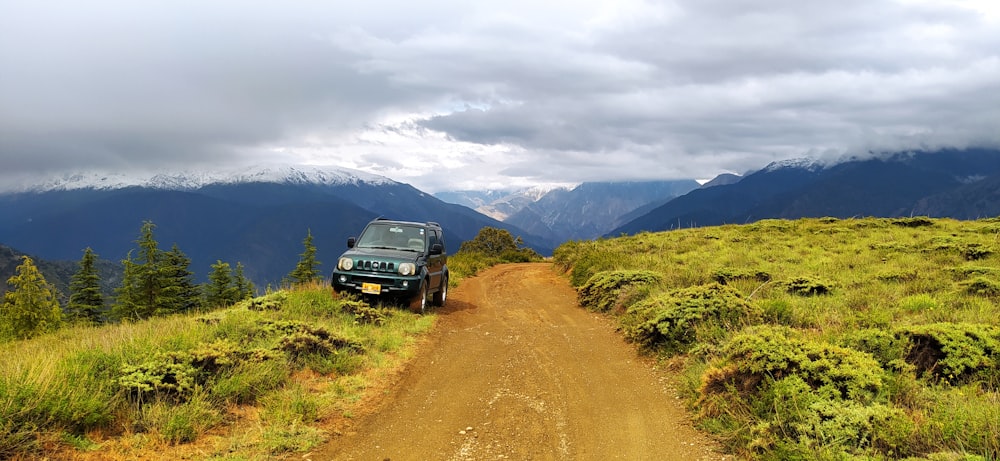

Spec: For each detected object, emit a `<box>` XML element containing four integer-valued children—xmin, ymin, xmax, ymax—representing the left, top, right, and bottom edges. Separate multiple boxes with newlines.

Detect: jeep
<box><xmin>330</xmin><ymin>218</ymin><xmax>448</xmax><ymax>314</ymax></box>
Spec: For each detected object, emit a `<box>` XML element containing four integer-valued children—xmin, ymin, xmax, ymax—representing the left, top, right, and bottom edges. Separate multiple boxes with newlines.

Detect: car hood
<box><xmin>340</xmin><ymin>247</ymin><xmax>422</xmax><ymax>264</ymax></box>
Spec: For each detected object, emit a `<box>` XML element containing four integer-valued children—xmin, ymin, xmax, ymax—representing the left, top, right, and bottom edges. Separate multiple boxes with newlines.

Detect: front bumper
<box><xmin>331</xmin><ymin>271</ymin><xmax>422</xmax><ymax>298</ymax></box>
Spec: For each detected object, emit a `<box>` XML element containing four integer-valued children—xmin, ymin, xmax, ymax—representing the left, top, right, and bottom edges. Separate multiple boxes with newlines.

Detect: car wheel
<box><xmin>409</xmin><ymin>281</ymin><xmax>427</xmax><ymax>314</ymax></box>
<box><xmin>432</xmin><ymin>275</ymin><xmax>448</xmax><ymax>306</ymax></box>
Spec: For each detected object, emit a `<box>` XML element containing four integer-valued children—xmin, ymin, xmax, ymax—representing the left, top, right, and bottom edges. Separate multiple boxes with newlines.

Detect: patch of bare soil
<box><xmin>314</xmin><ymin>263</ymin><xmax>729</xmax><ymax>461</ymax></box>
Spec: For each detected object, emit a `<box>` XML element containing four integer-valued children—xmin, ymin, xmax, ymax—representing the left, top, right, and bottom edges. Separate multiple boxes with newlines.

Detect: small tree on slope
<box><xmin>67</xmin><ymin>247</ymin><xmax>104</xmax><ymax>324</ymax></box>
<box><xmin>287</xmin><ymin>229</ymin><xmax>321</xmax><ymax>285</ymax></box>
<box><xmin>2</xmin><ymin>256</ymin><xmax>62</xmax><ymax>339</ymax></box>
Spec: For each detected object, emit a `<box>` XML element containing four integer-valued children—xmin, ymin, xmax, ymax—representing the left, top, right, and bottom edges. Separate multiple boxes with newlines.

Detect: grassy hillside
<box><xmin>556</xmin><ymin>217</ymin><xmax>999</xmax><ymax>460</ymax></box>
<box><xmin>0</xmin><ymin>284</ymin><xmax>434</xmax><ymax>460</ymax></box>
<box><xmin>0</xmin><ymin>231</ymin><xmax>530</xmax><ymax>460</ymax></box>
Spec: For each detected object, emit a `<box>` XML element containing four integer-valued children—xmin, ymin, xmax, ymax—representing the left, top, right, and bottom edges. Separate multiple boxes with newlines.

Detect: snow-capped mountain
<box><xmin>0</xmin><ymin>165</ymin><xmax>551</xmax><ymax>286</ymax></box>
<box><xmin>611</xmin><ymin>148</ymin><xmax>1000</xmax><ymax>236</ymax></box>
<box><xmin>758</xmin><ymin>157</ymin><xmax>825</xmax><ymax>174</ymax></box>
<box><xmin>437</xmin><ymin>180</ymin><xmax>700</xmax><ymax>242</ymax></box>
<box><xmin>5</xmin><ymin>164</ymin><xmax>396</xmax><ymax>194</ymax></box>
<box><xmin>435</xmin><ymin>185</ymin><xmax>572</xmax><ymax>221</ymax></box>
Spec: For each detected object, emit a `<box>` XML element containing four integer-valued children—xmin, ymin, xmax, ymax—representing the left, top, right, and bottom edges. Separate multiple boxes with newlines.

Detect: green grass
<box><xmin>558</xmin><ymin>217</ymin><xmax>1000</xmax><ymax>460</ymax></box>
<box><xmin>0</xmin><ymin>284</ymin><xmax>434</xmax><ymax>459</ymax></box>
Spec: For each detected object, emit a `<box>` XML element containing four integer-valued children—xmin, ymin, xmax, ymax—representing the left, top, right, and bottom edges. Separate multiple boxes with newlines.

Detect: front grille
<box><xmin>352</xmin><ymin>275</ymin><xmax>397</xmax><ymax>286</ymax></box>
<box><xmin>356</xmin><ymin>260</ymin><xmax>396</xmax><ymax>273</ymax></box>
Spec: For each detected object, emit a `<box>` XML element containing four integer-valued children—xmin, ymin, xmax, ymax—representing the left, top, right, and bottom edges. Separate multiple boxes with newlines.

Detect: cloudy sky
<box><xmin>1</xmin><ymin>0</ymin><xmax>999</xmax><ymax>192</ymax></box>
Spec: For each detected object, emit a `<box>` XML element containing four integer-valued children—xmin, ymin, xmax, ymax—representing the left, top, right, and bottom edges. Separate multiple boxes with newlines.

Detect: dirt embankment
<box><xmin>317</xmin><ymin>263</ymin><xmax>728</xmax><ymax>461</ymax></box>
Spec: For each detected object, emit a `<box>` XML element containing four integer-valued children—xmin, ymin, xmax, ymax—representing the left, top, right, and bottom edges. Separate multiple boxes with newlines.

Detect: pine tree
<box><xmin>287</xmin><ymin>229</ymin><xmax>321</xmax><ymax>285</ymax></box>
<box><xmin>234</xmin><ymin>262</ymin><xmax>255</xmax><ymax>301</ymax></box>
<box><xmin>112</xmin><ymin>221</ymin><xmax>188</xmax><ymax>320</ymax></box>
<box><xmin>67</xmin><ymin>247</ymin><xmax>104</xmax><ymax>324</ymax></box>
<box><xmin>159</xmin><ymin>244</ymin><xmax>201</xmax><ymax>315</ymax></box>
<box><xmin>133</xmin><ymin>221</ymin><xmax>163</xmax><ymax>314</ymax></box>
<box><xmin>2</xmin><ymin>256</ymin><xmax>62</xmax><ymax>339</ymax></box>
<box><xmin>112</xmin><ymin>252</ymin><xmax>143</xmax><ymax>321</ymax></box>
<box><xmin>205</xmin><ymin>260</ymin><xmax>239</xmax><ymax>308</ymax></box>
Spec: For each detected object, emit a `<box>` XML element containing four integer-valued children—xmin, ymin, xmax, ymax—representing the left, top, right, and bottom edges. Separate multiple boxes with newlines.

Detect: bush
<box><xmin>577</xmin><ymin>270</ymin><xmax>662</xmax><ymax>312</ymax></box>
<box><xmin>781</xmin><ymin>276</ymin><xmax>834</xmax><ymax>296</ymax></box>
<box><xmin>620</xmin><ymin>283</ymin><xmax>760</xmax><ymax>353</ymax></box>
<box><xmin>898</xmin><ymin>323</ymin><xmax>1000</xmax><ymax>385</ymax></box>
<box><xmin>961</xmin><ymin>243</ymin><xmax>994</xmax><ymax>261</ymax></box>
<box><xmin>701</xmin><ymin>326</ymin><xmax>885</xmax><ymax>402</ymax></box>
<box><xmin>960</xmin><ymin>277</ymin><xmax>1000</xmax><ymax>297</ymax></box>
<box><xmin>892</xmin><ymin>217</ymin><xmax>936</xmax><ymax>228</ymax></box>
<box><xmin>339</xmin><ymin>298</ymin><xmax>388</xmax><ymax>325</ymax></box>
<box><xmin>751</xmin><ymin>376</ymin><xmax>913</xmax><ymax>458</ymax></box>
<box><xmin>698</xmin><ymin>326</ymin><xmax>905</xmax><ymax>458</ymax></box>
<box><xmin>837</xmin><ymin>328</ymin><xmax>909</xmax><ymax>368</ymax></box>
<box><xmin>711</xmin><ymin>268</ymin><xmax>771</xmax><ymax>284</ymax></box>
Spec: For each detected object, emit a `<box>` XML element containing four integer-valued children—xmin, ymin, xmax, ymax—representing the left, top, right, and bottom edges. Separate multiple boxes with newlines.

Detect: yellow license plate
<box><xmin>361</xmin><ymin>282</ymin><xmax>382</xmax><ymax>295</ymax></box>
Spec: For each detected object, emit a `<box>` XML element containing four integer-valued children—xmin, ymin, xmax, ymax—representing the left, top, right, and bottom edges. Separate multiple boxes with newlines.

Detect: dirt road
<box><xmin>317</xmin><ymin>263</ymin><xmax>727</xmax><ymax>461</ymax></box>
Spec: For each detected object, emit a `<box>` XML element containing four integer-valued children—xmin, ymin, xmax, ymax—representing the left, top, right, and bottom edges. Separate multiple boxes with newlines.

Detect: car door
<box><xmin>426</xmin><ymin>229</ymin><xmax>444</xmax><ymax>288</ymax></box>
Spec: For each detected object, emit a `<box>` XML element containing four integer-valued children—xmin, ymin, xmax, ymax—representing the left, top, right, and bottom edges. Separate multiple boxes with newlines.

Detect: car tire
<box><xmin>432</xmin><ymin>275</ymin><xmax>448</xmax><ymax>307</ymax></box>
<box><xmin>409</xmin><ymin>281</ymin><xmax>427</xmax><ymax>314</ymax></box>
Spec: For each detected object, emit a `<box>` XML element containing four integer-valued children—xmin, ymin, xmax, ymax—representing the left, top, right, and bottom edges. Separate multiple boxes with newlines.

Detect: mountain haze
<box><xmin>438</xmin><ymin>180</ymin><xmax>700</xmax><ymax>243</ymax></box>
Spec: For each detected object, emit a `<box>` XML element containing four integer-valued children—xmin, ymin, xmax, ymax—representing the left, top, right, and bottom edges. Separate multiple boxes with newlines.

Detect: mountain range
<box><xmin>436</xmin><ymin>180</ymin><xmax>700</xmax><ymax>243</ymax></box>
<box><xmin>611</xmin><ymin>148</ymin><xmax>1000</xmax><ymax>235</ymax></box>
<box><xmin>0</xmin><ymin>166</ymin><xmax>551</xmax><ymax>289</ymax></box>
<box><xmin>5</xmin><ymin>148</ymin><xmax>1000</xmax><ymax>302</ymax></box>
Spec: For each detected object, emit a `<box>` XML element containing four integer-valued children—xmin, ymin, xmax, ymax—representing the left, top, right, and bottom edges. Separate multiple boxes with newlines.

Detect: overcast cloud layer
<box><xmin>2</xmin><ymin>0</ymin><xmax>999</xmax><ymax>192</ymax></box>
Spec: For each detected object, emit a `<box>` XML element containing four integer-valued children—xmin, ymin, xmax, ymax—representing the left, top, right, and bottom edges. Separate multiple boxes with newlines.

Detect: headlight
<box><xmin>338</xmin><ymin>257</ymin><xmax>354</xmax><ymax>271</ymax></box>
<box><xmin>398</xmin><ymin>263</ymin><xmax>416</xmax><ymax>276</ymax></box>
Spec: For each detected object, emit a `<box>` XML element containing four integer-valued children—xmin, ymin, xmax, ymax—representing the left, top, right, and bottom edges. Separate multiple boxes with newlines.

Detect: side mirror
<box><xmin>347</xmin><ymin>237</ymin><xmax>356</xmax><ymax>248</ymax></box>
<box><xmin>430</xmin><ymin>243</ymin><xmax>443</xmax><ymax>255</ymax></box>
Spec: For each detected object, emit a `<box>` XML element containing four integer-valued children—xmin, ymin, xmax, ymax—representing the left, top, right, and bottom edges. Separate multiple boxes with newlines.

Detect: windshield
<box><xmin>356</xmin><ymin>223</ymin><xmax>426</xmax><ymax>251</ymax></box>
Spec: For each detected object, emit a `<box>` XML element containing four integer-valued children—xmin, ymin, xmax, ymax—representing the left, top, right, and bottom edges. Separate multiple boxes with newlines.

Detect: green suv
<box><xmin>331</xmin><ymin>218</ymin><xmax>448</xmax><ymax>314</ymax></box>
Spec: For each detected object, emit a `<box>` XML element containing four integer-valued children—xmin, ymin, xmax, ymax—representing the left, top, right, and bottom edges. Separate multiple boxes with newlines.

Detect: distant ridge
<box><xmin>611</xmin><ymin>148</ymin><xmax>1000</xmax><ymax>235</ymax></box>
<box><xmin>0</xmin><ymin>165</ymin><xmax>552</xmax><ymax>286</ymax></box>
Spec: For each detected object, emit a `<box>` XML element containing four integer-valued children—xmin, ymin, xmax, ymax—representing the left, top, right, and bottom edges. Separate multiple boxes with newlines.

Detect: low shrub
<box><xmin>577</xmin><ymin>270</ymin><xmax>662</xmax><ymax>312</ymax></box>
<box><xmin>898</xmin><ymin>323</ymin><xmax>1000</xmax><ymax>385</ymax></box>
<box><xmin>701</xmin><ymin>326</ymin><xmax>885</xmax><ymax>402</ymax></box>
<box><xmin>119</xmin><ymin>354</ymin><xmax>200</xmax><ymax>403</ymax></box>
<box><xmin>961</xmin><ymin>243</ymin><xmax>994</xmax><ymax>261</ymax></box>
<box><xmin>339</xmin><ymin>298</ymin><xmax>389</xmax><ymax>325</ymax></box>
<box><xmin>837</xmin><ymin>328</ymin><xmax>909</xmax><ymax>368</ymax></box>
<box><xmin>960</xmin><ymin>277</ymin><xmax>1000</xmax><ymax>297</ymax></box>
<box><xmin>752</xmin><ymin>376</ymin><xmax>913</xmax><ymax>458</ymax></box>
<box><xmin>892</xmin><ymin>217</ymin><xmax>936</xmax><ymax>228</ymax></box>
<box><xmin>712</xmin><ymin>268</ymin><xmax>771</xmax><ymax>284</ymax></box>
<box><xmin>620</xmin><ymin>283</ymin><xmax>760</xmax><ymax>353</ymax></box>
<box><xmin>246</xmin><ymin>292</ymin><xmax>287</xmax><ymax>311</ymax></box>
<box><xmin>698</xmin><ymin>326</ymin><xmax>905</xmax><ymax>458</ymax></box>
<box><xmin>781</xmin><ymin>276</ymin><xmax>834</xmax><ymax>296</ymax></box>
<box><xmin>877</xmin><ymin>269</ymin><xmax>919</xmax><ymax>283</ymax></box>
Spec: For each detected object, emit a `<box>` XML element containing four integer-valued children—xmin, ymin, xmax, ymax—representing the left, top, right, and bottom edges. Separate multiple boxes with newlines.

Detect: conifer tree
<box><xmin>112</xmin><ymin>221</ymin><xmax>191</xmax><ymax>320</ymax></box>
<box><xmin>2</xmin><ymin>256</ymin><xmax>62</xmax><ymax>339</ymax></box>
<box><xmin>133</xmin><ymin>221</ymin><xmax>163</xmax><ymax>313</ymax></box>
<box><xmin>234</xmin><ymin>262</ymin><xmax>255</xmax><ymax>300</ymax></box>
<box><xmin>159</xmin><ymin>244</ymin><xmax>200</xmax><ymax>314</ymax></box>
<box><xmin>205</xmin><ymin>260</ymin><xmax>239</xmax><ymax>308</ymax></box>
<box><xmin>67</xmin><ymin>247</ymin><xmax>104</xmax><ymax>324</ymax></box>
<box><xmin>112</xmin><ymin>252</ymin><xmax>143</xmax><ymax>321</ymax></box>
<box><xmin>287</xmin><ymin>229</ymin><xmax>321</xmax><ymax>285</ymax></box>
